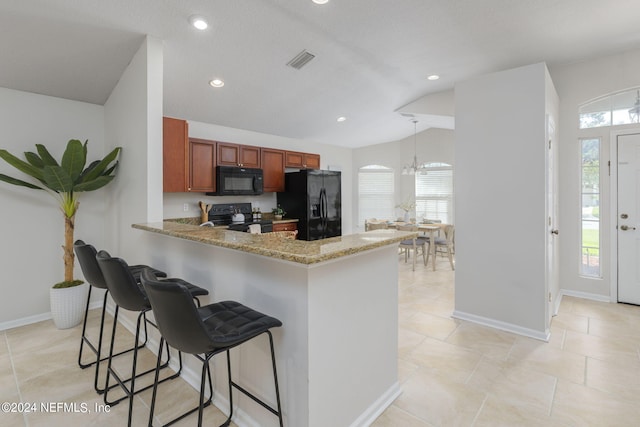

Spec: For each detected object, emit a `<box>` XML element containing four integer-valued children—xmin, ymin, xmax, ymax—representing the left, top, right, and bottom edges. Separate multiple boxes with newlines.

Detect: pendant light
<box><xmin>402</xmin><ymin>120</ymin><xmax>425</xmax><ymax>175</ymax></box>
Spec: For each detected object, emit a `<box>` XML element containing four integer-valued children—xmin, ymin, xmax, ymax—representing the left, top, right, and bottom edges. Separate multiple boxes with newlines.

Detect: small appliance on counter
<box><xmin>207</xmin><ymin>203</ymin><xmax>272</xmax><ymax>233</ymax></box>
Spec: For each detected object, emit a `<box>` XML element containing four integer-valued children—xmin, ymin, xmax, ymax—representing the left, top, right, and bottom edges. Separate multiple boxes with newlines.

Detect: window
<box><xmin>579</xmin><ymin>88</ymin><xmax>640</xmax><ymax>129</ymax></box>
<box><xmin>580</xmin><ymin>138</ymin><xmax>600</xmax><ymax>277</ymax></box>
<box><xmin>415</xmin><ymin>162</ymin><xmax>453</xmax><ymax>224</ymax></box>
<box><xmin>358</xmin><ymin>165</ymin><xmax>394</xmax><ymax>225</ymax></box>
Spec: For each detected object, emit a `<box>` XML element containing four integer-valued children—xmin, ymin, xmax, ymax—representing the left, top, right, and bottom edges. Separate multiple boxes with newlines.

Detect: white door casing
<box><xmin>546</xmin><ymin>115</ymin><xmax>559</xmax><ymax>321</ymax></box>
<box><xmin>617</xmin><ymin>133</ymin><xmax>640</xmax><ymax>305</ymax></box>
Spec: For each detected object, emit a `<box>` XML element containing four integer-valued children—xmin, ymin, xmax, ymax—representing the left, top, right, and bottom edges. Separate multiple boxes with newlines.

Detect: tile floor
<box><xmin>2</xmin><ymin>254</ymin><xmax>640</xmax><ymax>426</ymax></box>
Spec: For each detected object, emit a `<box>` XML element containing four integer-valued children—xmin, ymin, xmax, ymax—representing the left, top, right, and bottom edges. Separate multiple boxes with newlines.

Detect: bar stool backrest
<box><xmin>140</xmin><ymin>269</ymin><xmax>215</xmax><ymax>355</ymax></box>
<box><xmin>96</xmin><ymin>250</ymin><xmax>149</xmax><ymax>312</ymax></box>
<box><xmin>74</xmin><ymin>240</ymin><xmax>108</xmax><ymax>289</ymax></box>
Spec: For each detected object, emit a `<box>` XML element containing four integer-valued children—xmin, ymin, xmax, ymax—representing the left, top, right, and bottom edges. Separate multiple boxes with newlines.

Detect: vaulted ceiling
<box><xmin>2</xmin><ymin>0</ymin><xmax>640</xmax><ymax>147</ymax></box>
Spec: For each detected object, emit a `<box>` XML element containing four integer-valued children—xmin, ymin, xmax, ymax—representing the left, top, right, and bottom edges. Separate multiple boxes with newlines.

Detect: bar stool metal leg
<box><xmin>147</xmin><ymin>339</ymin><xmax>213</xmax><ymax>427</ymax></box>
<box><xmin>222</xmin><ymin>331</ymin><xmax>284</xmax><ymax>427</ymax></box>
<box><xmin>78</xmin><ymin>289</ymin><xmax>148</xmax><ymax>394</ymax></box>
<box><xmin>103</xmin><ymin>307</ymin><xmax>181</xmax><ymax>426</ymax></box>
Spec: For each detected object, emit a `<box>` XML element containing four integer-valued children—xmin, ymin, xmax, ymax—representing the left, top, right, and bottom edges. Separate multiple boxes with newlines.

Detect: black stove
<box><xmin>208</xmin><ymin>203</ymin><xmax>272</xmax><ymax>232</ymax></box>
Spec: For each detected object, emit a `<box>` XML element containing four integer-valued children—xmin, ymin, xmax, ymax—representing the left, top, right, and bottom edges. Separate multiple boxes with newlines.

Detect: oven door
<box><xmin>215</xmin><ymin>166</ymin><xmax>263</xmax><ymax>195</ymax></box>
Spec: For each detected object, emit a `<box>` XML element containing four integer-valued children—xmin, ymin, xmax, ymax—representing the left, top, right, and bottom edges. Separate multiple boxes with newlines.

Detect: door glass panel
<box><xmin>580</xmin><ymin>138</ymin><xmax>601</xmax><ymax>277</ymax></box>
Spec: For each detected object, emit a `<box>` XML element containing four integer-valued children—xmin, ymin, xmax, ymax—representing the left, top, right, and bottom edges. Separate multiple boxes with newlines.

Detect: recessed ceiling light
<box><xmin>312</xmin><ymin>0</ymin><xmax>330</xmax><ymax>4</ymax></box>
<box><xmin>337</xmin><ymin>116</ymin><xmax>347</xmax><ymax>122</ymax></box>
<box><xmin>427</xmin><ymin>74</ymin><xmax>440</xmax><ymax>81</ymax></box>
<box><xmin>209</xmin><ymin>79</ymin><xmax>224</xmax><ymax>88</ymax></box>
<box><xmin>189</xmin><ymin>15</ymin><xmax>208</xmax><ymax>30</ymax></box>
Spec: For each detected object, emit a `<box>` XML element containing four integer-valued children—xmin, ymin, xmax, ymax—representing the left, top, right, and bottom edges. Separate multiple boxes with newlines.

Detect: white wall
<box><xmin>99</xmin><ymin>35</ymin><xmax>165</xmax><ymax>333</ymax></box>
<box><xmin>352</xmin><ymin>127</ymin><xmax>454</xmax><ymax>230</ymax></box>
<box><xmin>550</xmin><ymin>48</ymin><xmax>640</xmax><ymax>299</ymax></box>
<box><xmin>454</xmin><ymin>63</ymin><xmax>550</xmax><ymax>338</ymax></box>
<box><xmin>103</xmin><ymin>36</ymin><xmax>163</xmax><ymax>256</ymax></box>
<box><xmin>163</xmin><ymin>121</ymin><xmax>354</xmax><ymax>235</ymax></box>
<box><xmin>0</xmin><ymin>88</ymin><xmax>105</xmax><ymax>327</ymax></box>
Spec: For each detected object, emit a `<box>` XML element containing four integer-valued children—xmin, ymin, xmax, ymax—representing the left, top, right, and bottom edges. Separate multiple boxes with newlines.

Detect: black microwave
<box><xmin>208</xmin><ymin>166</ymin><xmax>264</xmax><ymax>196</ymax></box>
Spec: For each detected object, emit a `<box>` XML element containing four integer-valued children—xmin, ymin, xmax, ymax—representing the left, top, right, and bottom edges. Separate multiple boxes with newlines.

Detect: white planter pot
<box><xmin>50</xmin><ymin>282</ymin><xmax>88</xmax><ymax>329</ymax></box>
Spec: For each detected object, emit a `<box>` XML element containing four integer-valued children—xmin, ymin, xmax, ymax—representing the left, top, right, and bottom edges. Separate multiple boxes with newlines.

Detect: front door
<box><xmin>617</xmin><ymin>133</ymin><xmax>640</xmax><ymax>304</ymax></box>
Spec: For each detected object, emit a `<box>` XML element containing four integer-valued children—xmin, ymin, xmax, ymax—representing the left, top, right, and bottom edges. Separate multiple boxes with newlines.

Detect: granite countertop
<box><xmin>133</xmin><ymin>221</ymin><xmax>416</xmax><ymax>265</ymax></box>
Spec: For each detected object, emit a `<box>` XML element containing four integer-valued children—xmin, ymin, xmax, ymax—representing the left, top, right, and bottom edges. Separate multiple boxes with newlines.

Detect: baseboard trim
<box><xmin>0</xmin><ymin>312</ymin><xmax>51</xmax><ymax>331</ymax></box>
<box><xmin>560</xmin><ymin>289</ymin><xmax>612</xmax><ymax>303</ymax></box>
<box><xmin>349</xmin><ymin>382</ymin><xmax>402</xmax><ymax>427</ymax></box>
<box><xmin>0</xmin><ymin>300</ymin><xmax>103</xmax><ymax>332</ymax></box>
<box><xmin>452</xmin><ymin>310</ymin><xmax>550</xmax><ymax>342</ymax></box>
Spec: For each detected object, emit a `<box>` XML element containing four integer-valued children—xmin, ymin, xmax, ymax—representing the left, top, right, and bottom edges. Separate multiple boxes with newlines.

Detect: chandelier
<box><xmin>402</xmin><ymin>120</ymin><xmax>426</xmax><ymax>175</ymax></box>
<box><xmin>629</xmin><ymin>90</ymin><xmax>640</xmax><ymax>123</ymax></box>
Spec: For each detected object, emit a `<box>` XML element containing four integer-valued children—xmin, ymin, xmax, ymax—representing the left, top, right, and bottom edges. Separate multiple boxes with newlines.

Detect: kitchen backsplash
<box><xmin>163</xmin><ymin>191</ymin><xmax>278</xmax><ymax>219</ymax></box>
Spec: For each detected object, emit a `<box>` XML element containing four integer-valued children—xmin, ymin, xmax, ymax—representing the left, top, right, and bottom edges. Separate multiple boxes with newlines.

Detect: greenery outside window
<box><xmin>580</xmin><ymin>138</ymin><xmax>600</xmax><ymax>277</ymax></box>
<box><xmin>358</xmin><ymin>165</ymin><xmax>394</xmax><ymax>225</ymax></box>
<box><xmin>415</xmin><ymin>162</ymin><xmax>453</xmax><ymax>224</ymax></box>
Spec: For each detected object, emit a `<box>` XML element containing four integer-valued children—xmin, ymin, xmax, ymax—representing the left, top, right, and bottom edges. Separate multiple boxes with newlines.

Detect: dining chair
<box><xmin>435</xmin><ymin>224</ymin><xmax>455</xmax><ymax>270</ymax></box>
<box><xmin>397</xmin><ymin>224</ymin><xmax>427</xmax><ymax>271</ymax></box>
<box><xmin>421</xmin><ymin>218</ymin><xmax>442</xmax><ymax>224</ymax></box>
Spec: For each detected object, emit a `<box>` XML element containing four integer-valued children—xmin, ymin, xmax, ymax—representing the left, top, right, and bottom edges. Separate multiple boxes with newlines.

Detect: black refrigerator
<box><xmin>277</xmin><ymin>170</ymin><xmax>341</xmax><ymax>241</ymax></box>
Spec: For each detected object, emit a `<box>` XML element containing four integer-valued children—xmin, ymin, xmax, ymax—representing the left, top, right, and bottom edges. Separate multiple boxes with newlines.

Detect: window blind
<box><xmin>415</xmin><ymin>165</ymin><xmax>453</xmax><ymax>223</ymax></box>
<box><xmin>358</xmin><ymin>166</ymin><xmax>394</xmax><ymax>225</ymax></box>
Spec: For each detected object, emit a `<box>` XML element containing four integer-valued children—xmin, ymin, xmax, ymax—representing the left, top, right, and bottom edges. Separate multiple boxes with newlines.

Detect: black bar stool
<box><xmin>96</xmin><ymin>250</ymin><xmax>209</xmax><ymax>426</ymax></box>
<box><xmin>140</xmin><ymin>268</ymin><xmax>284</xmax><ymax>427</ymax></box>
<box><xmin>74</xmin><ymin>239</ymin><xmax>168</xmax><ymax>394</ymax></box>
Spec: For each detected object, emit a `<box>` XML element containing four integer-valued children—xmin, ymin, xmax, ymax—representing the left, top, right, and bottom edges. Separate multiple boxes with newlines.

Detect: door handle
<box><xmin>620</xmin><ymin>225</ymin><xmax>637</xmax><ymax>231</ymax></box>
<box><xmin>551</xmin><ymin>229</ymin><xmax>559</xmax><ymax>235</ymax></box>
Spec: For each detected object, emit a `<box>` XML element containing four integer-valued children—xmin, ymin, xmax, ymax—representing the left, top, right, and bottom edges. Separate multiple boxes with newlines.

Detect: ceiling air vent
<box><xmin>287</xmin><ymin>50</ymin><xmax>316</xmax><ymax>70</ymax></box>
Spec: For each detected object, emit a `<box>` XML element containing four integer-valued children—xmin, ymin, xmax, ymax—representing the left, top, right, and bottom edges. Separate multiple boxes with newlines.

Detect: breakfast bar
<box><xmin>132</xmin><ymin>221</ymin><xmax>415</xmax><ymax>427</ymax></box>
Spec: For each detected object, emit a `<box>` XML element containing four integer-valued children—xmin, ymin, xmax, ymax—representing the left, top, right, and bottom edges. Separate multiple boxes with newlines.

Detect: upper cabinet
<box><xmin>217</xmin><ymin>142</ymin><xmax>261</xmax><ymax>168</ymax></box>
<box><xmin>163</xmin><ymin>117</ymin><xmax>188</xmax><ymax>192</ymax></box>
<box><xmin>163</xmin><ymin>117</ymin><xmax>216</xmax><ymax>192</ymax></box>
<box><xmin>261</xmin><ymin>148</ymin><xmax>286</xmax><ymax>192</ymax></box>
<box><xmin>189</xmin><ymin>138</ymin><xmax>216</xmax><ymax>192</ymax></box>
<box><xmin>163</xmin><ymin>117</ymin><xmax>321</xmax><ymax>193</ymax></box>
<box><xmin>285</xmin><ymin>151</ymin><xmax>320</xmax><ymax>169</ymax></box>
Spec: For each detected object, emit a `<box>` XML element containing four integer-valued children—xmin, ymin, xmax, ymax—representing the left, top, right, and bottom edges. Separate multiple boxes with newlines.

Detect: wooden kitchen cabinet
<box><xmin>261</xmin><ymin>148</ymin><xmax>286</xmax><ymax>192</ymax></box>
<box><xmin>272</xmin><ymin>222</ymin><xmax>298</xmax><ymax>232</ymax></box>
<box><xmin>285</xmin><ymin>151</ymin><xmax>320</xmax><ymax>169</ymax></box>
<box><xmin>217</xmin><ymin>142</ymin><xmax>261</xmax><ymax>168</ymax></box>
<box><xmin>189</xmin><ymin>138</ymin><xmax>216</xmax><ymax>192</ymax></box>
<box><xmin>163</xmin><ymin>117</ymin><xmax>189</xmax><ymax>192</ymax></box>
<box><xmin>164</xmin><ymin>116</ymin><xmax>320</xmax><ymax>193</ymax></box>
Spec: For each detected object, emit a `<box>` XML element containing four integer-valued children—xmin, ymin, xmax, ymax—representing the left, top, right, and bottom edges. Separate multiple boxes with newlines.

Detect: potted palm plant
<box><xmin>0</xmin><ymin>139</ymin><xmax>121</xmax><ymax>329</ymax></box>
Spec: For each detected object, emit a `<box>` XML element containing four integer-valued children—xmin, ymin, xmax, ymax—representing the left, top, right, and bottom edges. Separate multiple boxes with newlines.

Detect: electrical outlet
<box><xmin>183</xmin><ymin>203</ymin><xmax>189</xmax><ymax>212</ymax></box>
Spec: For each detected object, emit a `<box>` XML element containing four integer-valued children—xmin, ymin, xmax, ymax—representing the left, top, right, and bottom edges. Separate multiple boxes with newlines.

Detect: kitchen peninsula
<box><xmin>133</xmin><ymin>221</ymin><xmax>415</xmax><ymax>427</ymax></box>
